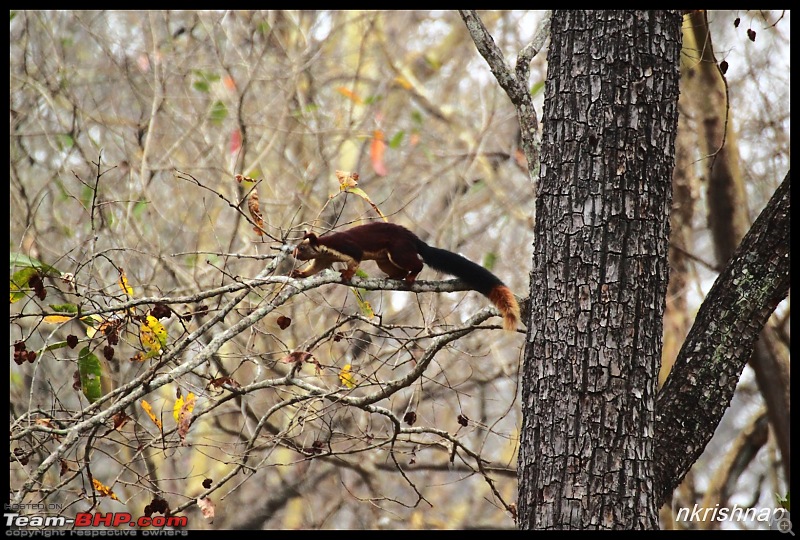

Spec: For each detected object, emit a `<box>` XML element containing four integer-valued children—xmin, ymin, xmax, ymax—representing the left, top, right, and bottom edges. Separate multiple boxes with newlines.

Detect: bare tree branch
<box><xmin>655</xmin><ymin>170</ymin><xmax>790</xmax><ymax>505</ymax></box>
<box><xmin>459</xmin><ymin>10</ymin><xmax>544</xmax><ymax>177</ymax></box>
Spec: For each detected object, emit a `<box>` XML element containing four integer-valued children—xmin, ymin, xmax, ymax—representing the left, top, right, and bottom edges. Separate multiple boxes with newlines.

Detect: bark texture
<box><xmin>682</xmin><ymin>11</ymin><xmax>791</xmax><ymax>482</ymax></box>
<box><xmin>518</xmin><ymin>10</ymin><xmax>682</xmax><ymax>530</ymax></box>
<box><xmin>654</xmin><ymin>171</ymin><xmax>790</xmax><ymax>505</ymax></box>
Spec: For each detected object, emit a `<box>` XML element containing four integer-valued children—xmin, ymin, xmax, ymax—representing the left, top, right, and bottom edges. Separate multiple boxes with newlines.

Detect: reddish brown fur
<box><xmin>489</xmin><ymin>285</ymin><xmax>521</xmax><ymax>331</ymax></box>
<box><xmin>292</xmin><ymin>223</ymin><xmax>519</xmax><ymax>331</ymax></box>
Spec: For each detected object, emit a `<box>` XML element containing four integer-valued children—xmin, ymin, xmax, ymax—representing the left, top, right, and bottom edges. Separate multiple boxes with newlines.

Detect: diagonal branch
<box><xmin>459</xmin><ymin>10</ymin><xmax>524</xmax><ymax>104</ymax></box>
<box><xmin>459</xmin><ymin>10</ymin><xmax>547</xmax><ymax>176</ymax></box>
<box><xmin>515</xmin><ymin>10</ymin><xmax>551</xmax><ymax>104</ymax></box>
<box><xmin>654</xmin><ymin>170</ymin><xmax>790</xmax><ymax>506</ymax></box>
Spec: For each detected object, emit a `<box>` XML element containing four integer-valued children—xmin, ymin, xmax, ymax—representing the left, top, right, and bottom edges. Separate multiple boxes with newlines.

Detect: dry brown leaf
<box><xmin>207</xmin><ymin>376</ymin><xmax>241</xmax><ymax>390</ymax></box>
<box><xmin>174</xmin><ymin>392</ymin><xmax>196</xmax><ymax>445</ymax></box>
<box><xmin>280</xmin><ymin>351</ymin><xmax>314</xmax><ymax>364</ymax></box>
<box><xmin>247</xmin><ymin>190</ymin><xmax>266</xmax><ymax>235</ymax></box>
<box><xmin>197</xmin><ymin>496</ymin><xmax>215</xmax><ymax>521</ymax></box>
<box><xmin>335</xmin><ymin>170</ymin><xmax>359</xmax><ymax>189</ymax></box>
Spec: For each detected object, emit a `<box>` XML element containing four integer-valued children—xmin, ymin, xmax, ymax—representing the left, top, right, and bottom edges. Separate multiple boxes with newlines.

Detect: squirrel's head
<box><xmin>292</xmin><ymin>232</ymin><xmax>320</xmax><ymax>260</ymax></box>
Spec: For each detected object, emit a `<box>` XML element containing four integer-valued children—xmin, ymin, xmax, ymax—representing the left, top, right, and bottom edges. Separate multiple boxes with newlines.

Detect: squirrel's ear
<box><xmin>302</xmin><ymin>232</ymin><xmax>318</xmax><ymax>244</ymax></box>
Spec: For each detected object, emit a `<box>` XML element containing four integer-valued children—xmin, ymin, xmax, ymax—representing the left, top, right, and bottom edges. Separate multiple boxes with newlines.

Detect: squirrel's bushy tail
<box><xmin>416</xmin><ymin>242</ymin><xmax>520</xmax><ymax>331</ymax></box>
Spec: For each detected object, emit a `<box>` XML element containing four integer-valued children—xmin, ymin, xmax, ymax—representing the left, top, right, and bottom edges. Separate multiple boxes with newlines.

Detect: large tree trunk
<box><xmin>518</xmin><ymin>10</ymin><xmax>682</xmax><ymax>529</ymax></box>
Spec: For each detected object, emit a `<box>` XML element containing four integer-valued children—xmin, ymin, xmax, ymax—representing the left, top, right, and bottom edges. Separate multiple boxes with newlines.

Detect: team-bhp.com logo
<box><xmin>5</xmin><ymin>511</ymin><xmax>188</xmax><ymax>531</ymax></box>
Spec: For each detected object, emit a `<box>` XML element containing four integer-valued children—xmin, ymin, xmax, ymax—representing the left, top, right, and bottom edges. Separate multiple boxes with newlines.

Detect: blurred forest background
<box><xmin>9</xmin><ymin>10</ymin><xmax>790</xmax><ymax>529</ymax></box>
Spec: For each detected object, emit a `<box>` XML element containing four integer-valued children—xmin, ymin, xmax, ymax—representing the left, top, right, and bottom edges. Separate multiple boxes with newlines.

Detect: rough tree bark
<box><xmin>654</xmin><ymin>171</ymin><xmax>790</xmax><ymax>505</ymax></box>
<box><xmin>518</xmin><ymin>10</ymin><xmax>683</xmax><ymax>529</ymax></box>
<box><xmin>681</xmin><ymin>10</ymin><xmax>791</xmax><ymax>482</ymax></box>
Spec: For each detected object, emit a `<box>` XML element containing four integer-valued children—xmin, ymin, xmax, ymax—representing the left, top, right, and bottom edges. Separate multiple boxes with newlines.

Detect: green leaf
<box><xmin>467</xmin><ymin>179</ymin><xmax>487</xmax><ymax>194</ymax></box>
<box><xmin>210</xmin><ymin>100</ymin><xmax>228</xmax><ymax>124</ymax></box>
<box><xmin>49</xmin><ymin>303</ymin><xmax>78</xmax><ymax>313</ymax></box>
<box><xmin>10</xmin><ymin>254</ymin><xmax>62</xmax><ymax>302</ymax></box>
<box><xmin>78</xmin><ymin>347</ymin><xmax>104</xmax><ymax>403</ymax></box>
<box><xmin>10</xmin><ymin>267</ymin><xmax>39</xmax><ymax>303</ymax></box>
<box><xmin>56</xmin><ymin>133</ymin><xmax>74</xmax><ymax>150</ymax></box>
<box><xmin>44</xmin><ymin>340</ymin><xmax>71</xmax><ymax>352</ymax></box>
<box><xmin>10</xmin><ymin>267</ymin><xmax>38</xmax><ymax>286</ymax></box>
<box><xmin>530</xmin><ymin>80</ymin><xmax>545</xmax><ymax>98</ymax></box>
<box><xmin>482</xmin><ymin>252</ymin><xmax>498</xmax><ymax>272</ymax></box>
<box><xmin>424</xmin><ymin>54</ymin><xmax>442</xmax><ymax>71</ymax></box>
<box><xmin>192</xmin><ymin>69</ymin><xmax>220</xmax><ymax>93</ymax></box>
<box><xmin>44</xmin><ymin>302</ymin><xmax>79</xmax><ymax>323</ymax></box>
<box><xmin>133</xmin><ymin>199</ymin><xmax>149</xmax><ymax>218</ymax></box>
<box><xmin>389</xmin><ymin>131</ymin><xmax>405</xmax><ymax>149</ymax></box>
<box><xmin>411</xmin><ymin>110</ymin><xmax>424</xmax><ymax>126</ymax></box>
<box><xmin>192</xmin><ymin>69</ymin><xmax>220</xmax><ymax>82</ymax></box>
<box><xmin>80</xmin><ymin>185</ymin><xmax>94</xmax><ymax>210</ymax></box>
<box><xmin>9</xmin><ymin>253</ymin><xmax>61</xmax><ymax>276</ymax></box>
<box><xmin>193</xmin><ymin>80</ymin><xmax>210</xmax><ymax>93</ymax></box>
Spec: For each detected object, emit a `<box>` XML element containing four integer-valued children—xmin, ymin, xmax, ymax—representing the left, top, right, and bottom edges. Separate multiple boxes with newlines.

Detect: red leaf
<box><xmin>230</xmin><ymin>129</ymin><xmax>242</xmax><ymax>155</ymax></box>
<box><xmin>370</xmin><ymin>130</ymin><xmax>388</xmax><ymax>176</ymax></box>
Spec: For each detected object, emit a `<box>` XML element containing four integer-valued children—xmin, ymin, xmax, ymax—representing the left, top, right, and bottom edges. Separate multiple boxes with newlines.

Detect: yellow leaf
<box><xmin>118</xmin><ymin>268</ymin><xmax>134</xmax><ymax>297</ymax></box>
<box><xmin>10</xmin><ymin>281</ymin><xmax>23</xmax><ymax>303</ymax></box>
<box><xmin>140</xmin><ymin>315</ymin><xmax>167</xmax><ymax>358</ymax></box>
<box><xmin>140</xmin><ymin>322</ymin><xmax>157</xmax><ymax>352</ymax></box>
<box><xmin>141</xmin><ymin>399</ymin><xmax>162</xmax><ymax>431</ymax></box>
<box><xmin>84</xmin><ymin>314</ymin><xmax>104</xmax><ymax>339</ymax></box>
<box><xmin>147</xmin><ymin>315</ymin><xmax>167</xmax><ymax>347</ymax></box>
<box><xmin>353</xmin><ymin>289</ymin><xmax>374</xmax><ymax>319</ymax></box>
<box><xmin>342</xmin><ymin>187</ymin><xmax>387</xmax><ymax>221</ymax></box>
<box><xmin>174</xmin><ymin>392</ymin><xmax>196</xmax><ymax>445</ymax></box>
<box><xmin>92</xmin><ymin>478</ymin><xmax>119</xmax><ymax>501</ymax></box>
<box><xmin>173</xmin><ymin>396</ymin><xmax>184</xmax><ymax>422</ymax></box>
<box><xmin>338</xmin><ymin>364</ymin><xmax>357</xmax><ymax>389</ymax></box>
<box><xmin>393</xmin><ymin>75</ymin><xmax>413</xmax><ymax>90</ymax></box>
<box><xmin>336</xmin><ymin>86</ymin><xmax>363</xmax><ymax>104</ymax></box>
<box><xmin>43</xmin><ymin>314</ymin><xmax>74</xmax><ymax>324</ymax></box>
<box><xmin>173</xmin><ymin>392</ymin><xmax>196</xmax><ymax>423</ymax></box>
